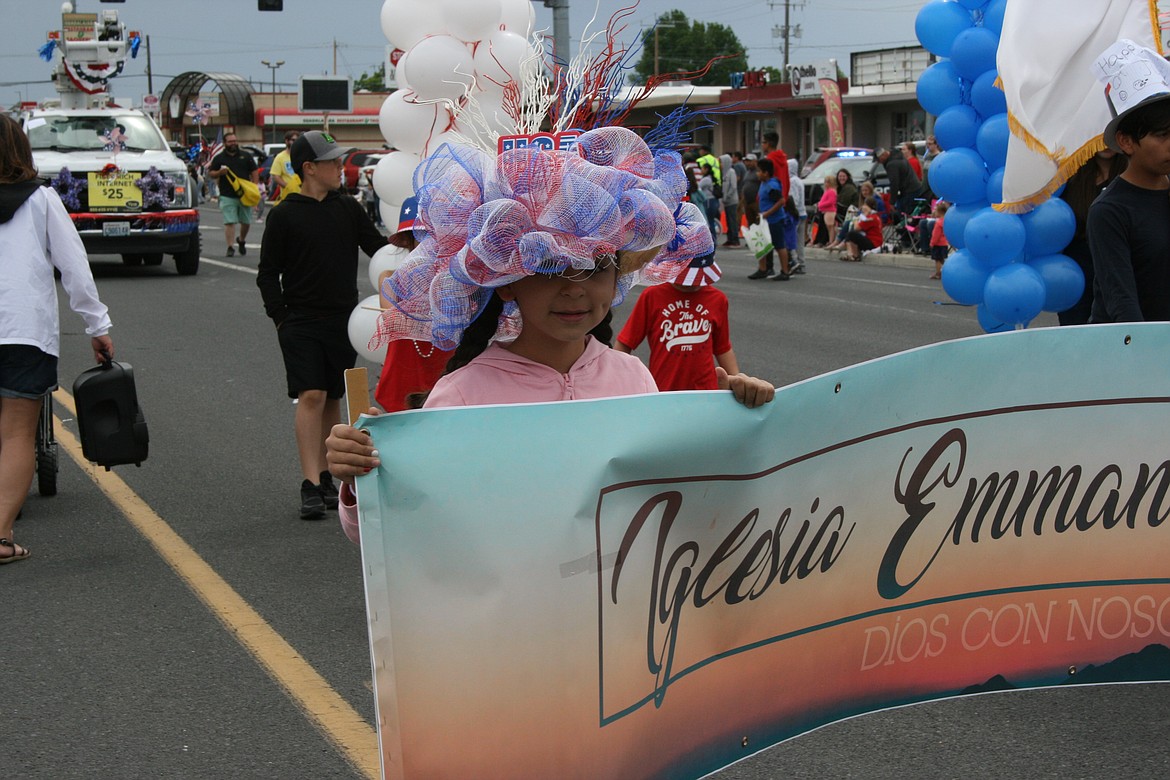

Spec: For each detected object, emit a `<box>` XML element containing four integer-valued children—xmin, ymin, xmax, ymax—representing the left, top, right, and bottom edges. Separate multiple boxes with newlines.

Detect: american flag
<box><xmin>204</xmin><ymin>126</ymin><xmax>224</xmax><ymax>163</ymax></box>
<box><xmin>675</xmin><ymin>253</ymin><xmax>722</xmax><ymax>288</ymax></box>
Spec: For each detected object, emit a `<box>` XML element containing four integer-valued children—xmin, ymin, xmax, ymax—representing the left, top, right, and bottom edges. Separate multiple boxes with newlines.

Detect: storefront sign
<box><xmin>789</xmin><ymin>59</ymin><xmax>837</xmax><ymax>97</ymax></box>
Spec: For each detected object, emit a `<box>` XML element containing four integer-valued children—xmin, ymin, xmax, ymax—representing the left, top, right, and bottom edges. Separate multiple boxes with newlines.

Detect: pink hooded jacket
<box><xmin>337</xmin><ymin>337</ymin><xmax>657</xmax><ymax>542</ymax></box>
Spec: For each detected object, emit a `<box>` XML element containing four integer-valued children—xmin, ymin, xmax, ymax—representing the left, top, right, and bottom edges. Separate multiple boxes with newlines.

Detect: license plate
<box><xmin>102</xmin><ymin>222</ymin><xmax>131</xmax><ymax>237</ymax></box>
<box><xmin>88</xmin><ymin>172</ymin><xmax>143</xmax><ymax>212</ymax></box>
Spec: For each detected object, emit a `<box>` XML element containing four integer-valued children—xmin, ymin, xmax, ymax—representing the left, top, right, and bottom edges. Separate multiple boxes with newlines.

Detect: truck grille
<box><xmin>43</xmin><ymin>170</ymin><xmax>188</xmax><ymax>212</ymax></box>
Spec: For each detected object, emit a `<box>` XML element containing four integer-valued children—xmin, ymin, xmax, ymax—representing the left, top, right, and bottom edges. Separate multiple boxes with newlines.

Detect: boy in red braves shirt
<box><xmin>615</xmin><ymin>254</ymin><xmax>739</xmax><ymax>390</ymax></box>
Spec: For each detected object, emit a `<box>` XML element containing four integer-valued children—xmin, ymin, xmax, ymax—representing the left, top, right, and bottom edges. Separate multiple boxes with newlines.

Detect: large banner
<box><xmin>354</xmin><ymin>324</ymin><xmax>1170</xmax><ymax>779</ymax></box>
<box><xmin>818</xmin><ymin>77</ymin><xmax>845</xmax><ymax>147</ymax></box>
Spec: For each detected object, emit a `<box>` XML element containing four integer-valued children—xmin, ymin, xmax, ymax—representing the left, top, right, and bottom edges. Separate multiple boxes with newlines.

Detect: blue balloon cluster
<box><xmin>915</xmin><ymin>0</ymin><xmax>1083</xmax><ymax>332</ymax></box>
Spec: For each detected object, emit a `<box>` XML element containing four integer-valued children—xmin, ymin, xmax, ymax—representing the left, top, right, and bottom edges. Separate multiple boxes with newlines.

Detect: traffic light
<box><xmin>258</xmin><ymin>0</ymin><xmax>284</xmax><ymax>10</ymax></box>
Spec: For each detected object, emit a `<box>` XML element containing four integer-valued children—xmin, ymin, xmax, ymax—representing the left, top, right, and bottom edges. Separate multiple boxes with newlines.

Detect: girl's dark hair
<box><xmin>837</xmin><ymin>168</ymin><xmax>854</xmax><ymax>184</ymax></box>
<box><xmin>0</xmin><ymin>115</ymin><xmax>38</xmax><ymax>184</ymax></box>
<box><xmin>1062</xmin><ymin>152</ymin><xmax>1127</xmax><ymax>237</ymax></box>
<box><xmin>404</xmin><ymin>292</ymin><xmax>616</xmax><ymax>410</ymax></box>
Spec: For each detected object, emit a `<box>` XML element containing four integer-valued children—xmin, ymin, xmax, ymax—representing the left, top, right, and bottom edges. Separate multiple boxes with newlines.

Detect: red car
<box><xmin>342</xmin><ymin>149</ymin><xmax>390</xmax><ymax>193</ymax></box>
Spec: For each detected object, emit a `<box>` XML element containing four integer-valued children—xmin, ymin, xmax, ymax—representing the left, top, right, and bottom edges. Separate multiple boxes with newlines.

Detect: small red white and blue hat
<box><xmin>396</xmin><ymin>196</ymin><xmax>418</xmax><ymax>235</ymax></box>
<box><xmin>674</xmin><ymin>253</ymin><xmax>722</xmax><ymax>287</ymax></box>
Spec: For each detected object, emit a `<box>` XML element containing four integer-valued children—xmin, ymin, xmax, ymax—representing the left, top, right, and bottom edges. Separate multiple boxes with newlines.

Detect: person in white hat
<box><xmin>1087</xmin><ymin>41</ymin><xmax>1170</xmax><ymax>323</ymax></box>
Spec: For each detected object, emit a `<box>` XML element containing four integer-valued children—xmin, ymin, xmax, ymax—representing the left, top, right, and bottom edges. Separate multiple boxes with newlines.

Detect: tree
<box><xmin>355</xmin><ymin>64</ymin><xmax>386</xmax><ymax>92</ymax></box>
<box><xmin>633</xmin><ymin>10</ymin><xmax>748</xmax><ymax>87</ymax></box>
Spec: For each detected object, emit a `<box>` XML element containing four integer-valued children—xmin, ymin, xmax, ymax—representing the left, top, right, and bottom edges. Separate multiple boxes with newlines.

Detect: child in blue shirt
<box><xmin>754</xmin><ymin>158</ymin><xmax>793</xmax><ymax>281</ymax></box>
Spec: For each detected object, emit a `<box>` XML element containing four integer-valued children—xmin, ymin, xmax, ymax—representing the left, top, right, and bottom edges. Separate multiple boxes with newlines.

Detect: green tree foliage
<box><xmin>634</xmin><ymin>9</ymin><xmax>748</xmax><ymax>86</ymax></box>
<box><xmin>355</xmin><ymin>64</ymin><xmax>386</xmax><ymax>92</ymax></box>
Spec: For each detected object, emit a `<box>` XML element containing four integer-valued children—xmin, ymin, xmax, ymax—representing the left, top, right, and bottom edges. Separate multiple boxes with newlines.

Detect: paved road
<box><xmin>6</xmin><ymin>204</ymin><xmax>1168</xmax><ymax>779</ymax></box>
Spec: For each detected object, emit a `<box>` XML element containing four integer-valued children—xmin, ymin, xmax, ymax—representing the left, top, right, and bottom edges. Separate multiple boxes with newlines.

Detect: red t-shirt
<box><xmin>856</xmin><ymin>211</ymin><xmax>883</xmax><ymax>248</ymax></box>
<box><xmin>930</xmin><ymin>214</ymin><xmax>948</xmax><ymax>247</ymax></box>
<box><xmin>766</xmin><ymin>149</ymin><xmax>790</xmax><ymax>200</ymax></box>
<box><xmin>617</xmin><ymin>283</ymin><xmax>732</xmax><ymax>391</ymax></box>
<box><xmin>375</xmin><ymin>340</ymin><xmax>454</xmax><ymax>412</ymax></box>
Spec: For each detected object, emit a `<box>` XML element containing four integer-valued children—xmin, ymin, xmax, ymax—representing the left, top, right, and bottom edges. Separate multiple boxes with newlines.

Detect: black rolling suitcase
<box><xmin>72</xmin><ymin>355</ymin><xmax>149</xmax><ymax>470</ymax></box>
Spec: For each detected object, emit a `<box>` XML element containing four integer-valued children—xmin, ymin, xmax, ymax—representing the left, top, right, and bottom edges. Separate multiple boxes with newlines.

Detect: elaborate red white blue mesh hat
<box><xmin>372</xmin><ymin>127</ymin><xmax>712</xmax><ymax>350</ymax></box>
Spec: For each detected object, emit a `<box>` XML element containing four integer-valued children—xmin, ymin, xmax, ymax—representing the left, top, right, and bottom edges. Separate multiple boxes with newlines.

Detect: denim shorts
<box><xmin>220</xmin><ymin>195</ymin><xmax>253</xmax><ymax>225</ymax></box>
<box><xmin>0</xmin><ymin>344</ymin><xmax>58</xmax><ymax>399</ymax></box>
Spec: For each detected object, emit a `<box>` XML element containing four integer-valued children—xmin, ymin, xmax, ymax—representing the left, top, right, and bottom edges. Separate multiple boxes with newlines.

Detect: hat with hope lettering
<box><xmin>1095</xmin><ymin>40</ymin><xmax>1170</xmax><ymax>152</ymax></box>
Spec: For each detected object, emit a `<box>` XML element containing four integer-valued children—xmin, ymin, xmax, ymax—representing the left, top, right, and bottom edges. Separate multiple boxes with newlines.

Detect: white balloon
<box><xmin>368</xmin><ymin>243</ymin><xmax>412</xmax><ymax>291</ymax></box>
<box><xmin>378</xmin><ymin>91</ymin><xmax>443</xmax><ymax>155</ymax></box>
<box><xmin>372</xmin><ymin>151</ymin><xmax>421</xmax><ymax>206</ymax></box>
<box><xmin>380</xmin><ymin>0</ymin><xmax>445</xmax><ymax>52</ymax></box>
<box><xmin>392</xmin><ymin>60</ymin><xmax>412</xmax><ymax>92</ymax></box>
<box><xmin>498</xmin><ymin>0</ymin><xmax>532</xmax><ymax>36</ymax></box>
<box><xmin>349</xmin><ymin>295</ymin><xmax>388</xmax><ymax>363</ymax></box>
<box><xmin>472</xmin><ymin>30</ymin><xmax>532</xmax><ymax>87</ymax></box>
<box><xmin>441</xmin><ymin>0</ymin><xmax>502</xmax><ymax>43</ymax></box>
<box><xmin>399</xmin><ymin>35</ymin><xmax>475</xmax><ymax>102</ymax></box>
<box><xmin>420</xmin><ymin>129</ymin><xmax>463</xmax><ymax>157</ymax></box>
<box><xmin>379</xmin><ymin>199</ymin><xmax>403</xmax><ymax>232</ymax></box>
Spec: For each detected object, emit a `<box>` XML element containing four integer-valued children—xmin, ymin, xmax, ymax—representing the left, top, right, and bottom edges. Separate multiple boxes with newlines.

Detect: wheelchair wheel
<box><xmin>36</xmin><ymin>393</ymin><xmax>58</xmax><ymax>497</ymax></box>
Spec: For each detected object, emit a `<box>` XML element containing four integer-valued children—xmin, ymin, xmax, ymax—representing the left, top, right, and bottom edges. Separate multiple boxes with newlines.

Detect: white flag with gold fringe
<box><xmin>997</xmin><ymin>0</ymin><xmax>1162</xmax><ymax>211</ymax></box>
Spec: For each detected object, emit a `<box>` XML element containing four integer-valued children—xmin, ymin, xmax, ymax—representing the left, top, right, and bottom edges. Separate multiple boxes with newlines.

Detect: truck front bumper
<box><xmin>72</xmin><ymin>209</ymin><xmax>200</xmax><ymax>255</ymax></box>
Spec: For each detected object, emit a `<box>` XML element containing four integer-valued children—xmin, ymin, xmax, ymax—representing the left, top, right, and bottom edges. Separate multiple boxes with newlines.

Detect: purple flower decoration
<box><xmin>51</xmin><ymin>167</ymin><xmax>83</xmax><ymax>211</ymax></box>
<box><xmin>134</xmin><ymin>167</ymin><xmax>172</xmax><ymax>209</ymax></box>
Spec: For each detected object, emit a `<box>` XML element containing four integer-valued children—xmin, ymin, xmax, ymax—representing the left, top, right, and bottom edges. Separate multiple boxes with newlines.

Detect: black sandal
<box><xmin>0</xmin><ymin>537</ymin><xmax>30</xmax><ymax>564</ymax></box>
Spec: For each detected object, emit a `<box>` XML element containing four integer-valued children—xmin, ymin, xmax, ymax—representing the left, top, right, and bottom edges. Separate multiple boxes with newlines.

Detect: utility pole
<box><xmin>145</xmin><ymin>34</ymin><xmax>153</xmax><ymax>95</ymax></box>
<box><xmin>784</xmin><ymin>0</ymin><xmax>790</xmax><ymax>70</ymax></box>
<box><xmin>770</xmin><ymin>0</ymin><xmax>804</xmax><ymax>70</ymax></box>
<box><xmin>537</xmin><ymin>0</ymin><xmax>570</xmax><ymax>65</ymax></box>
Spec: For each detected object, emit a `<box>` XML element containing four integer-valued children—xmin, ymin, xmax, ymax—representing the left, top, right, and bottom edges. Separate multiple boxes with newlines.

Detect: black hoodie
<box><xmin>0</xmin><ymin>181</ymin><xmax>42</xmax><ymax>224</ymax></box>
<box><xmin>257</xmin><ymin>190</ymin><xmax>388</xmax><ymax>324</ymax></box>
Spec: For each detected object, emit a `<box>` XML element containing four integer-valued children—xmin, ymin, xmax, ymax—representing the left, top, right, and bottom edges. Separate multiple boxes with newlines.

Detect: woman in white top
<box><xmin>0</xmin><ymin>115</ymin><xmax>114</xmax><ymax>565</ymax></box>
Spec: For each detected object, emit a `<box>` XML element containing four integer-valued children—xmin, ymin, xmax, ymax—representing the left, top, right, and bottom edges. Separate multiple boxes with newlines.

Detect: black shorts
<box><xmin>931</xmin><ymin>245</ymin><xmax>949</xmax><ymax>262</ymax></box>
<box><xmin>847</xmin><ymin>230</ymin><xmax>875</xmax><ymax>251</ymax></box>
<box><xmin>0</xmin><ymin>344</ymin><xmax>58</xmax><ymax>399</ymax></box>
<box><xmin>276</xmin><ymin>313</ymin><xmax>357</xmax><ymax>399</ymax></box>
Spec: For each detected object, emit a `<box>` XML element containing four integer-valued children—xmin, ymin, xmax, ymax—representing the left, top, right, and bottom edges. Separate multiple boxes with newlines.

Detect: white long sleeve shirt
<box><xmin>0</xmin><ymin>186</ymin><xmax>111</xmax><ymax>357</ymax></box>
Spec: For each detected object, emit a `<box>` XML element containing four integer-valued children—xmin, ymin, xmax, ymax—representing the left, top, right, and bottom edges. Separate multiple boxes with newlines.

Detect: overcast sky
<box><xmin>1</xmin><ymin>0</ymin><xmax>924</xmax><ymax>108</ymax></box>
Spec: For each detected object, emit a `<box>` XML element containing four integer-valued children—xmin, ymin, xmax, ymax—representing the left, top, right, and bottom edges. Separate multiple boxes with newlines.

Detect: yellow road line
<box><xmin>52</xmin><ymin>389</ymin><xmax>380</xmax><ymax>779</ymax></box>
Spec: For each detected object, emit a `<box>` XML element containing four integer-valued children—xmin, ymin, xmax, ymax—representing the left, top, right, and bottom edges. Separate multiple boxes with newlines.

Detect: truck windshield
<box><xmin>27</xmin><ymin>114</ymin><xmax>168</xmax><ymax>152</ymax></box>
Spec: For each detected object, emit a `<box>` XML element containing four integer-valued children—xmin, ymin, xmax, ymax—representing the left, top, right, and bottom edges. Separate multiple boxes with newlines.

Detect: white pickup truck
<box><xmin>24</xmin><ymin>107</ymin><xmax>201</xmax><ymax>275</ymax></box>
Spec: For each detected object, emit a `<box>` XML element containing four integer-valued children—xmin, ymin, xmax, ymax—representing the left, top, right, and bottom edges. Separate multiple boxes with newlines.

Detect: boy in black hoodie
<box><xmin>258</xmin><ymin>130</ymin><xmax>387</xmax><ymax>520</ymax></box>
